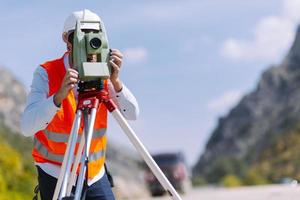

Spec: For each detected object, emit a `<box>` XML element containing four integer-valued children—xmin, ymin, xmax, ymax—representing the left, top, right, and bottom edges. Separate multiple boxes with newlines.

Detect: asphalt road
<box><xmin>136</xmin><ymin>184</ymin><xmax>300</xmax><ymax>200</ymax></box>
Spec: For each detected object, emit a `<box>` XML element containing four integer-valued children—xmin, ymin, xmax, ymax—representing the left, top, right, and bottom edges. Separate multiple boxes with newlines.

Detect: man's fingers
<box><xmin>63</xmin><ymin>81</ymin><xmax>76</xmax><ymax>92</ymax></box>
<box><xmin>110</xmin><ymin>55</ymin><xmax>122</xmax><ymax>66</ymax></box>
<box><xmin>69</xmin><ymin>84</ymin><xmax>75</xmax><ymax>89</ymax></box>
<box><xmin>63</xmin><ymin>77</ymin><xmax>78</xmax><ymax>87</ymax></box>
<box><xmin>63</xmin><ymin>69</ymin><xmax>78</xmax><ymax>83</ymax></box>
<box><xmin>110</xmin><ymin>49</ymin><xmax>123</xmax><ymax>59</ymax></box>
<box><xmin>67</xmin><ymin>70</ymin><xmax>79</xmax><ymax>79</ymax></box>
<box><xmin>67</xmin><ymin>68</ymin><xmax>79</xmax><ymax>74</ymax></box>
<box><xmin>66</xmin><ymin>84</ymin><xmax>75</xmax><ymax>91</ymax></box>
<box><xmin>69</xmin><ymin>77</ymin><xmax>78</xmax><ymax>83</ymax></box>
<box><xmin>110</xmin><ymin>60</ymin><xmax>119</xmax><ymax>71</ymax></box>
<box><xmin>68</xmin><ymin>72</ymin><xmax>79</xmax><ymax>79</ymax></box>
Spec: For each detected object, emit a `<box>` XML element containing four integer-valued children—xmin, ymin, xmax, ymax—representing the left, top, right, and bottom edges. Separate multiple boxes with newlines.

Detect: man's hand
<box><xmin>109</xmin><ymin>49</ymin><xmax>123</xmax><ymax>92</ymax></box>
<box><xmin>54</xmin><ymin>68</ymin><xmax>79</xmax><ymax>107</ymax></box>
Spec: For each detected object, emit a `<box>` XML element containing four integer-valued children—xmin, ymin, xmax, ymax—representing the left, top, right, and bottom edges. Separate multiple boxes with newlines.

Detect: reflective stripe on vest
<box><xmin>44</xmin><ymin>128</ymin><xmax>106</xmax><ymax>143</ymax></box>
<box><xmin>33</xmin><ymin>138</ymin><xmax>106</xmax><ymax>163</ymax></box>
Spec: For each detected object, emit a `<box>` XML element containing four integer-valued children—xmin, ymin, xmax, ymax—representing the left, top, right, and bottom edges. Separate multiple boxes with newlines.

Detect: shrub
<box><xmin>221</xmin><ymin>174</ymin><xmax>242</xmax><ymax>187</ymax></box>
<box><xmin>244</xmin><ymin>169</ymin><xmax>269</xmax><ymax>185</ymax></box>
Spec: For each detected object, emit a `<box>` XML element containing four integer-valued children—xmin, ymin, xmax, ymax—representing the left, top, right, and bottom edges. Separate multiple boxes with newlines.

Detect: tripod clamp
<box><xmin>77</xmin><ymin>90</ymin><xmax>116</xmax><ymax>113</ymax></box>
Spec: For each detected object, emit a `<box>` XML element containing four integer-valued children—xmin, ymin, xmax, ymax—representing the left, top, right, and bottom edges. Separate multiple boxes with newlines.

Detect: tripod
<box><xmin>52</xmin><ymin>82</ymin><xmax>182</xmax><ymax>200</ymax></box>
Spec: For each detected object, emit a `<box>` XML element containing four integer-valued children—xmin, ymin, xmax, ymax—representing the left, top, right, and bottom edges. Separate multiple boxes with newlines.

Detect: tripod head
<box><xmin>72</xmin><ymin>18</ymin><xmax>110</xmax><ymax>93</ymax></box>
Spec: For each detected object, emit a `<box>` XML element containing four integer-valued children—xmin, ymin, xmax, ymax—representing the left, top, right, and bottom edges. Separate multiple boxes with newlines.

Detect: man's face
<box><xmin>67</xmin><ymin>29</ymin><xmax>99</xmax><ymax>63</ymax></box>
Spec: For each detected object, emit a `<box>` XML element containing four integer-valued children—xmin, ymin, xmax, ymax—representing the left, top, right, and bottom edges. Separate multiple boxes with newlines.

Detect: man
<box><xmin>21</xmin><ymin>9</ymin><xmax>139</xmax><ymax>200</ymax></box>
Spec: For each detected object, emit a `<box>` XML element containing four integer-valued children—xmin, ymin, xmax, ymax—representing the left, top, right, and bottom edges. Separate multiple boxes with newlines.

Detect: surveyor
<box><xmin>21</xmin><ymin>9</ymin><xmax>139</xmax><ymax>200</ymax></box>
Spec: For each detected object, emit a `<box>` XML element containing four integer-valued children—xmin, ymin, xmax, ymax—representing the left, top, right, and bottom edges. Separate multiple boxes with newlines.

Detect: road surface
<box><xmin>136</xmin><ymin>184</ymin><xmax>300</xmax><ymax>200</ymax></box>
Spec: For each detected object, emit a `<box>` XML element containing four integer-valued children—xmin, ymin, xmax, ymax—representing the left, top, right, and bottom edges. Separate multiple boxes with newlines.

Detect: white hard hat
<box><xmin>63</xmin><ymin>9</ymin><xmax>100</xmax><ymax>33</ymax></box>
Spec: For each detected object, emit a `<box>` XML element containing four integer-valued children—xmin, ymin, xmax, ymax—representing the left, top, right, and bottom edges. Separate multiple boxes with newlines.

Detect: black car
<box><xmin>144</xmin><ymin>152</ymin><xmax>191</xmax><ymax>196</ymax></box>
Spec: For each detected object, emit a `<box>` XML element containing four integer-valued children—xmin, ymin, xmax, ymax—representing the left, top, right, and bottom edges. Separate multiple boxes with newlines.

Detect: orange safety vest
<box><xmin>32</xmin><ymin>53</ymin><xmax>108</xmax><ymax>179</ymax></box>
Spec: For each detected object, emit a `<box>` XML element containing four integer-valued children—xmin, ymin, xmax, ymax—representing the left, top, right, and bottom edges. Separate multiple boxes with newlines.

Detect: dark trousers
<box><xmin>37</xmin><ymin>166</ymin><xmax>115</xmax><ymax>200</ymax></box>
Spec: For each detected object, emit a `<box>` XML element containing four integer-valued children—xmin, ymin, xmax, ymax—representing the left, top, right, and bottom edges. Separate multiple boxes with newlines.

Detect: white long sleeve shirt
<box><xmin>21</xmin><ymin>53</ymin><xmax>139</xmax><ymax>185</ymax></box>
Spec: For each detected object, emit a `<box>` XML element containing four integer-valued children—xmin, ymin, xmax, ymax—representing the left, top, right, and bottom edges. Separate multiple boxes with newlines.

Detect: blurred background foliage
<box><xmin>0</xmin><ymin>123</ymin><xmax>36</xmax><ymax>200</ymax></box>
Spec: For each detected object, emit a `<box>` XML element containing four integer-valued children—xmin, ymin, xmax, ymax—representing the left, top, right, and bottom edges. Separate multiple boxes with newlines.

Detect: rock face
<box><xmin>0</xmin><ymin>68</ymin><xmax>27</xmax><ymax>133</ymax></box>
<box><xmin>193</xmin><ymin>26</ymin><xmax>300</xmax><ymax>178</ymax></box>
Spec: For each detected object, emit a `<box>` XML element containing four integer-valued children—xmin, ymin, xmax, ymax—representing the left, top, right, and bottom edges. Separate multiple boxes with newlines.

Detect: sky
<box><xmin>1</xmin><ymin>0</ymin><xmax>300</xmax><ymax>166</ymax></box>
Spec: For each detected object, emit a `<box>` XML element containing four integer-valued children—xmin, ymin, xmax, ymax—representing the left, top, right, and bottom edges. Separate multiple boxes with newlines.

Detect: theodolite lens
<box><xmin>90</xmin><ymin>38</ymin><xmax>102</xmax><ymax>49</ymax></box>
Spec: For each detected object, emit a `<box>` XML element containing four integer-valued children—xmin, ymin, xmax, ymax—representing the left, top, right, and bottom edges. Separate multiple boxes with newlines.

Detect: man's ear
<box><xmin>62</xmin><ymin>32</ymin><xmax>72</xmax><ymax>51</ymax></box>
<box><xmin>62</xmin><ymin>32</ymin><xmax>68</xmax><ymax>44</ymax></box>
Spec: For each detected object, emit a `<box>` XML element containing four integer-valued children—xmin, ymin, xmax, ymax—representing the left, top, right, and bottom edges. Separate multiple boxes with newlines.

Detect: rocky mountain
<box><xmin>193</xmin><ymin>26</ymin><xmax>300</xmax><ymax>183</ymax></box>
<box><xmin>0</xmin><ymin>69</ymin><xmax>147</xmax><ymax>198</ymax></box>
<box><xmin>0</xmin><ymin>68</ymin><xmax>26</xmax><ymax>133</ymax></box>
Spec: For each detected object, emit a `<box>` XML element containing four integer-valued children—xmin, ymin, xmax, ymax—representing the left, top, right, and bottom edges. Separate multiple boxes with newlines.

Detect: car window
<box><xmin>153</xmin><ymin>154</ymin><xmax>183</xmax><ymax>165</ymax></box>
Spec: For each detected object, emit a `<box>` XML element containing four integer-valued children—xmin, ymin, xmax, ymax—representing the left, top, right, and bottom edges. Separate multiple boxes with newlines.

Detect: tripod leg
<box><xmin>66</xmin><ymin>108</ymin><xmax>96</xmax><ymax>195</ymax></box>
<box><xmin>66</xmin><ymin>131</ymin><xmax>86</xmax><ymax>196</ymax></box>
<box><xmin>111</xmin><ymin>109</ymin><xmax>182</xmax><ymax>200</ymax></box>
<box><xmin>74</xmin><ymin>108</ymin><xmax>98</xmax><ymax>200</ymax></box>
<box><xmin>53</xmin><ymin>110</ymin><xmax>82</xmax><ymax>200</ymax></box>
